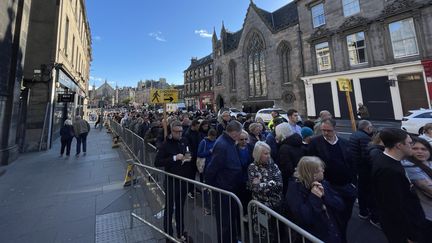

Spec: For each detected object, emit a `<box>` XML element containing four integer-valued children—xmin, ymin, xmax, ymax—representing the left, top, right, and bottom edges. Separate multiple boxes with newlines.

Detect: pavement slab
<box><xmin>0</xmin><ymin>126</ymin><xmax>162</xmax><ymax>243</ymax></box>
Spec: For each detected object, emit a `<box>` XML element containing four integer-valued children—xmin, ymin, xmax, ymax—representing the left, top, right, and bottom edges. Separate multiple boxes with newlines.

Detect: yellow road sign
<box><xmin>150</xmin><ymin>89</ymin><xmax>179</xmax><ymax>104</ymax></box>
<box><xmin>337</xmin><ymin>78</ymin><xmax>353</xmax><ymax>92</ymax></box>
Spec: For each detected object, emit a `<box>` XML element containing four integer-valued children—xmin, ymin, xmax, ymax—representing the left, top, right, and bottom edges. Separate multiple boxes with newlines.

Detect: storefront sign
<box><xmin>422</xmin><ymin>60</ymin><xmax>432</xmax><ymax>102</ymax></box>
<box><xmin>58</xmin><ymin>69</ymin><xmax>86</xmax><ymax>97</ymax></box>
<box><xmin>58</xmin><ymin>93</ymin><xmax>75</xmax><ymax>102</ymax></box>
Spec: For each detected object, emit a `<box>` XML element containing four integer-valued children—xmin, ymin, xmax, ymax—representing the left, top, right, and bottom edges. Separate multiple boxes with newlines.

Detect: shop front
<box><xmin>199</xmin><ymin>92</ymin><xmax>214</xmax><ymax>111</ymax></box>
<box><xmin>52</xmin><ymin>68</ymin><xmax>86</xmax><ymax>139</ymax></box>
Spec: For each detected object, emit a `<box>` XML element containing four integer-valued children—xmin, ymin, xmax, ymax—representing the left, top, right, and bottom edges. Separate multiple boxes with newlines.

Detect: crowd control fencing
<box><xmin>247</xmin><ymin>200</ymin><xmax>323</xmax><ymax>243</ymax></box>
<box><xmin>108</xmin><ymin>119</ymin><xmax>324</xmax><ymax>243</ymax></box>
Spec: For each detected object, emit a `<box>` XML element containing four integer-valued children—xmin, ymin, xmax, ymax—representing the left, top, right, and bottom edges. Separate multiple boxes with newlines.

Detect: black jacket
<box><xmin>154</xmin><ymin>136</ymin><xmax>193</xmax><ymax>178</ymax></box>
<box><xmin>348</xmin><ymin>130</ymin><xmax>372</xmax><ymax>173</ymax></box>
<box><xmin>277</xmin><ymin>133</ymin><xmax>306</xmax><ymax>179</ymax></box>
<box><xmin>308</xmin><ymin>136</ymin><xmax>355</xmax><ymax>186</ymax></box>
<box><xmin>60</xmin><ymin>125</ymin><xmax>74</xmax><ymax>140</ymax></box>
<box><xmin>184</xmin><ymin>128</ymin><xmax>201</xmax><ymax>160</ymax></box>
<box><xmin>371</xmin><ymin>152</ymin><xmax>428</xmax><ymax>243</ymax></box>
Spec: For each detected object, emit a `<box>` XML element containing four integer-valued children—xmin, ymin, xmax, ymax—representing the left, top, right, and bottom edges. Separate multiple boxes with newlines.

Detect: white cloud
<box><xmin>194</xmin><ymin>29</ymin><xmax>212</xmax><ymax>38</ymax></box>
<box><xmin>93</xmin><ymin>35</ymin><xmax>102</xmax><ymax>41</ymax></box>
<box><xmin>149</xmin><ymin>32</ymin><xmax>166</xmax><ymax>42</ymax></box>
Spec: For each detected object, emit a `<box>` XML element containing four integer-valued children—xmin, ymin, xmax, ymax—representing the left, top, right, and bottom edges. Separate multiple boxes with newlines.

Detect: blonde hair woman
<box><xmin>286</xmin><ymin>156</ymin><xmax>344</xmax><ymax>243</ymax></box>
<box><xmin>247</xmin><ymin>141</ymin><xmax>283</xmax><ymax>240</ymax></box>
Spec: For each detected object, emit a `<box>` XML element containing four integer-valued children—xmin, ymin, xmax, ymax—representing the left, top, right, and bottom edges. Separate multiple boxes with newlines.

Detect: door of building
<box><xmin>398</xmin><ymin>73</ymin><xmax>428</xmax><ymax>116</ymax></box>
<box><xmin>360</xmin><ymin>76</ymin><xmax>394</xmax><ymax>120</ymax></box>
<box><xmin>337</xmin><ymin>83</ymin><xmax>356</xmax><ymax>119</ymax></box>
<box><xmin>313</xmin><ymin>83</ymin><xmax>334</xmax><ymax>118</ymax></box>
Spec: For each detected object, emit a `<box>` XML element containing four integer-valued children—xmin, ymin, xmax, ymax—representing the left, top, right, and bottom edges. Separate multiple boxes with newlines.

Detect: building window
<box><xmin>216</xmin><ymin>68</ymin><xmax>222</xmax><ymax>85</ymax></box>
<box><xmin>247</xmin><ymin>32</ymin><xmax>267</xmax><ymax>97</ymax></box>
<box><xmin>229</xmin><ymin>60</ymin><xmax>236</xmax><ymax>90</ymax></box>
<box><xmin>71</xmin><ymin>35</ymin><xmax>75</xmax><ymax>65</ymax></box>
<box><xmin>347</xmin><ymin>32</ymin><xmax>367</xmax><ymax>66</ymax></box>
<box><xmin>312</xmin><ymin>3</ymin><xmax>325</xmax><ymax>28</ymax></box>
<box><xmin>64</xmin><ymin>17</ymin><xmax>69</xmax><ymax>56</ymax></box>
<box><xmin>342</xmin><ymin>0</ymin><xmax>360</xmax><ymax>17</ymax></box>
<box><xmin>315</xmin><ymin>42</ymin><xmax>331</xmax><ymax>71</ymax></box>
<box><xmin>278</xmin><ymin>43</ymin><xmax>290</xmax><ymax>83</ymax></box>
<box><xmin>389</xmin><ymin>18</ymin><xmax>419</xmax><ymax>58</ymax></box>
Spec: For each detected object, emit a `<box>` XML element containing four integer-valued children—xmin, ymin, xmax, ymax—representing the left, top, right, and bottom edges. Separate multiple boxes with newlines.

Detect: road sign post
<box><xmin>150</xmin><ymin>89</ymin><xmax>179</xmax><ymax>141</ymax></box>
<box><xmin>337</xmin><ymin>78</ymin><xmax>357</xmax><ymax>132</ymax></box>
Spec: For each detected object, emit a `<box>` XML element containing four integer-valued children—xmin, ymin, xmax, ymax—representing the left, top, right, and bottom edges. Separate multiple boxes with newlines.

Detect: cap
<box><xmin>301</xmin><ymin>127</ymin><xmax>313</xmax><ymax>138</ymax></box>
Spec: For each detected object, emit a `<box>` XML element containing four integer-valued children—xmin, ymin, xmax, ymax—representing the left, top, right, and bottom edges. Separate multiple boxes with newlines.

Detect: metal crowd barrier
<box><xmin>108</xmin><ymin>119</ymin><xmax>324</xmax><ymax>243</ymax></box>
<box><xmin>247</xmin><ymin>200</ymin><xmax>323</xmax><ymax>243</ymax></box>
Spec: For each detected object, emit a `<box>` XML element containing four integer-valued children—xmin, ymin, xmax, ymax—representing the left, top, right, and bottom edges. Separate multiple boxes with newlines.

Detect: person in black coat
<box><xmin>286</xmin><ymin>156</ymin><xmax>345</xmax><ymax>243</ymax></box>
<box><xmin>348</xmin><ymin>120</ymin><xmax>374</xmax><ymax>219</ymax></box>
<box><xmin>371</xmin><ymin>128</ymin><xmax>429</xmax><ymax>243</ymax></box>
<box><xmin>60</xmin><ymin>119</ymin><xmax>75</xmax><ymax>157</ymax></box>
<box><xmin>154</xmin><ymin>120</ymin><xmax>193</xmax><ymax>240</ymax></box>
<box><xmin>308</xmin><ymin>118</ymin><xmax>356</xmax><ymax>243</ymax></box>
<box><xmin>275</xmin><ymin>123</ymin><xmax>307</xmax><ymax>196</ymax></box>
<box><xmin>184</xmin><ymin>119</ymin><xmax>201</xmax><ymax>197</ymax></box>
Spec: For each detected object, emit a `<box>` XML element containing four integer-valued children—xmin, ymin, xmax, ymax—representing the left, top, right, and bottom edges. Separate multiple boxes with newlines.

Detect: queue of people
<box><xmin>103</xmin><ymin>107</ymin><xmax>431</xmax><ymax>243</ymax></box>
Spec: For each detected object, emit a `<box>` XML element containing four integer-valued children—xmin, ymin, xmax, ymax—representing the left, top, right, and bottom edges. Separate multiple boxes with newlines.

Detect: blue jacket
<box><xmin>286</xmin><ymin>179</ymin><xmax>345</xmax><ymax>243</ymax></box>
<box><xmin>205</xmin><ymin>132</ymin><xmax>243</xmax><ymax>192</ymax></box>
<box><xmin>197</xmin><ymin>137</ymin><xmax>216</xmax><ymax>172</ymax></box>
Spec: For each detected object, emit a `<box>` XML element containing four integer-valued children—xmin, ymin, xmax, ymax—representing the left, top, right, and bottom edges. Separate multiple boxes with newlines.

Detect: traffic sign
<box><xmin>150</xmin><ymin>89</ymin><xmax>179</xmax><ymax>104</ymax></box>
<box><xmin>337</xmin><ymin>78</ymin><xmax>352</xmax><ymax>92</ymax></box>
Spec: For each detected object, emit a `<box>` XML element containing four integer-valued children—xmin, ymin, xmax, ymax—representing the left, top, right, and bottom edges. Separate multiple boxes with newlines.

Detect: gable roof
<box><xmin>224</xmin><ymin>29</ymin><xmax>243</xmax><ymax>53</ymax></box>
<box><xmin>217</xmin><ymin>1</ymin><xmax>299</xmax><ymax>53</ymax></box>
<box><xmin>252</xmin><ymin>1</ymin><xmax>299</xmax><ymax>32</ymax></box>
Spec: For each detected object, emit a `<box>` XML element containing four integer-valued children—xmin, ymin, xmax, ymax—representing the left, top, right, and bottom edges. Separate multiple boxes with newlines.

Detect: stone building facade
<box><xmin>22</xmin><ymin>0</ymin><xmax>92</xmax><ymax>151</ymax></box>
<box><xmin>211</xmin><ymin>1</ymin><xmax>306</xmax><ymax>114</ymax></box>
<box><xmin>298</xmin><ymin>0</ymin><xmax>432</xmax><ymax>120</ymax></box>
<box><xmin>0</xmin><ymin>0</ymin><xmax>32</xmax><ymax>164</ymax></box>
<box><xmin>184</xmin><ymin>55</ymin><xmax>214</xmax><ymax>111</ymax></box>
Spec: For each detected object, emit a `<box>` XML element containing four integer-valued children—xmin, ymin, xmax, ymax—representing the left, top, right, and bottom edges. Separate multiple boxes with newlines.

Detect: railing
<box><xmin>109</xmin><ymin>119</ymin><xmax>324</xmax><ymax>243</ymax></box>
<box><xmin>247</xmin><ymin>200</ymin><xmax>323</xmax><ymax>243</ymax></box>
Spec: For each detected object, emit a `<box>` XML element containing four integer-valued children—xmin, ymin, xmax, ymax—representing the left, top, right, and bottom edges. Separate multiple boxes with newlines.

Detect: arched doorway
<box><xmin>216</xmin><ymin>95</ymin><xmax>224</xmax><ymax>111</ymax></box>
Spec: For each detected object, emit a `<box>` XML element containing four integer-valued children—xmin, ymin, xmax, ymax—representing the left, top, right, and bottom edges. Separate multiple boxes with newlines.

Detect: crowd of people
<box><xmin>102</xmin><ymin>108</ymin><xmax>431</xmax><ymax>243</ymax></box>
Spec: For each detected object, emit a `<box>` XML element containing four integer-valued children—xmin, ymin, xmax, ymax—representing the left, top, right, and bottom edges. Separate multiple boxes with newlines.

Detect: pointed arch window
<box><xmin>229</xmin><ymin>60</ymin><xmax>236</xmax><ymax>91</ymax></box>
<box><xmin>247</xmin><ymin>32</ymin><xmax>267</xmax><ymax>97</ymax></box>
<box><xmin>216</xmin><ymin>68</ymin><xmax>222</xmax><ymax>86</ymax></box>
<box><xmin>278</xmin><ymin>42</ymin><xmax>291</xmax><ymax>84</ymax></box>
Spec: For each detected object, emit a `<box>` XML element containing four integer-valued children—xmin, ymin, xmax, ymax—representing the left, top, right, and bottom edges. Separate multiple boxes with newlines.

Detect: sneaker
<box><xmin>187</xmin><ymin>192</ymin><xmax>195</xmax><ymax>199</ymax></box>
<box><xmin>358</xmin><ymin>212</ymin><xmax>369</xmax><ymax>220</ymax></box>
<box><xmin>369</xmin><ymin>219</ymin><xmax>382</xmax><ymax>230</ymax></box>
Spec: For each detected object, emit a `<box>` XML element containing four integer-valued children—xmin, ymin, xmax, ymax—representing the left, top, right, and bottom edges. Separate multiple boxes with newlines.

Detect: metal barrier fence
<box><xmin>247</xmin><ymin>200</ymin><xmax>323</xmax><ymax>243</ymax></box>
<box><xmin>108</xmin><ymin>119</ymin><xmax>324</xmax><ymax>243</ymax></box>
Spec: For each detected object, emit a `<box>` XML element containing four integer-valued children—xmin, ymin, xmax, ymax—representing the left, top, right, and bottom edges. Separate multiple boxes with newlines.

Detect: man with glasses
<box><xmin>308</xmin><ymin>118</ymin><xmax>356</xmax><ymax>243</ymax></box>
<box><xmin>372</xmin><ymin>128</ymin><xmax>428</xmax><ymax>243</ymax></box>
<box><xmin>154</xmin><ymin>120</ymin><xmax>192</xmax><ymax>242</ymax></box>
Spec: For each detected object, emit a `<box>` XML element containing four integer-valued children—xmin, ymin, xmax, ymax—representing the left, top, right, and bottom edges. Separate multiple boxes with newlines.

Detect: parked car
<box><xmin>217</xmin><ymin>107</ymin><xmax>246</xmax><ymax>118</ymax></box>
<box><xmin>255</xmin><ymin>108</ymin><xmax>289</xmax><ymax>123</ymax></box>
<box><xmin>401</xmin><ymin>108</ymin><xmax>432</xmax><ymax>135</ymax></box>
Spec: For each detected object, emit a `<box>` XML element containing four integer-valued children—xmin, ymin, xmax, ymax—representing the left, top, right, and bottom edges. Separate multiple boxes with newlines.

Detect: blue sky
<box><xmin>87</xmin><ymin>0</ymin><xmax>292</xmax><ymax>88</ymax></box>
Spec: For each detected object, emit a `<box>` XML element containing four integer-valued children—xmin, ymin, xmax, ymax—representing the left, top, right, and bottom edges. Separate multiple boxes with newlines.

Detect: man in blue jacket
<box><xmin>205</xmin><ymin>120</ymin><xmax>243</xmax><ymax>243</ymax></box>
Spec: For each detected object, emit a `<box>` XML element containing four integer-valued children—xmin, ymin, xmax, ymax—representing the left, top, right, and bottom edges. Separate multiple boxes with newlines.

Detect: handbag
<box><xmin>196</xmin><ymin>139</ymin><xmax>207</xmax><ymax>173</ymax></box>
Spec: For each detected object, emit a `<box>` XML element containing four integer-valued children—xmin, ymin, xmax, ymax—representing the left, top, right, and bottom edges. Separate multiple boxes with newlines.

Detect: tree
<box><xmin>122</xmin><ymin>98</ymin><xmax>131</xmax><ymax>105</ymax></box>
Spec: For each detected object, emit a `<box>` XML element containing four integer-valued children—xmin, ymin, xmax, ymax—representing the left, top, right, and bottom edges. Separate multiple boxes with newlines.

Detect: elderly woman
<box><xmin>286</xmin><ymin>156</ymin><xmax>345</xmax><ymax>243</ymax></box>
<box><xmin>247</xmin><ymin>141</ymin><xmax>283</xmax><ymax>239</ymax></box>
<box><xmin>237</xmin><ymin>130</ymin><xmax>254</xmax><ymax>211</ymax></box>
<box><xmin>402</xmin><ymin>137</ymin><xmax>432</xmax><ymax>230</ymax></box>
<box><xmin>60</xmin><ymin>119</ymin><xmax>74</xmax><ymax>157</ymax></box>
<box><xmin>276</xmin><ymin>122</ymin><xmax>307</xmax><ymax>196</ymax></box>
<box><xmin>248</xmin><ymin>141</ymin><xmax>283</xmax><ymax>207</ymax></box>
<box><xmin>248</xmin><ymin>122</ymin><xmax>265</xmax><ymax>146</ymax></box>
<box><xmin>217</xmin><ymin>111</ymin><xmax>231</xmax><ymax>136</ymax></box>
<box><xmin>420</xmin><ymin>123</ymin><xmax>432</xmax><ymax>146</ymax></box>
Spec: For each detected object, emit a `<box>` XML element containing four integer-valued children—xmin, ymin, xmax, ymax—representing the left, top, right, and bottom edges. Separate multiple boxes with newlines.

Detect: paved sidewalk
<box><xmin>0</xmin><ymin>126</ymin><xmax>163</xmax><ymax>243</ymax></box>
